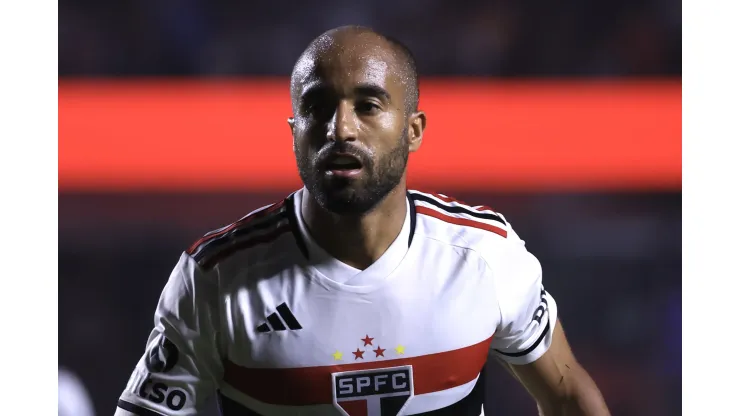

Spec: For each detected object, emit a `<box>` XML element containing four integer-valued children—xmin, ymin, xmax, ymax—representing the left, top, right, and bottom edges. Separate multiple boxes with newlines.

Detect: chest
<box><xmin>226</xmin><ymin>247</ymin><xmax>498</xmax><ymax>369</ymax></box>
<box><xmin>218</xmin><ymin>248</ymin><xmax>497</xmax><ymax>414</ymax></box>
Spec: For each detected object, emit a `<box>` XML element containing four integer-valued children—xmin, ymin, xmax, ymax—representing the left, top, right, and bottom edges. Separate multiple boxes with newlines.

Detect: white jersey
<box><xmin>115</xmin><ymin>188</ymin><xmax>557</xmax><ymax>416</ymax></box>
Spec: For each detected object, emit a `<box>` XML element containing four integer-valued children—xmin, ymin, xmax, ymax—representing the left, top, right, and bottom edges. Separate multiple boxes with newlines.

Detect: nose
<box><xmin>326</xmin><ymin>101</ymin><xmax>358</xmax><ymax>143</ymax></box>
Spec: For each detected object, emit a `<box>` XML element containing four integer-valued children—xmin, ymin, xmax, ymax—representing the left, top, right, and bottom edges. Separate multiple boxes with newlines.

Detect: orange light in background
<box><xmin>58</xmin><ymin>79</ymin><xmax>681</xmax><ymax>192</ymax></box>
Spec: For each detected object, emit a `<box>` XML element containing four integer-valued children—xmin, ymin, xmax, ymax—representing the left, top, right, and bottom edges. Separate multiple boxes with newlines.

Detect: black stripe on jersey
<box><xmin>285</xmin><ymin>193</ymin><xmax>309</xmax><ymax>259</ymax></box>
<box><xmin>192</xmin><ymin>209</ymin><xmax>287</xmax><ymax>263</ymax></box>
<box><xmin>117</xmin><ymin>399</ymin><xmax>164</xmax><ymax>416</ymax></box>
<box><xmin>187</xmin><ymin>201</ymin><xmax>285</xmax><ymax>256</ymax></box>
<box><xmin>217</xmin><ymin>392</ymin><xmax>262</xmax><ymax>416</ymax></box>
<box><xmin>276</xmin><ymin>302</ymin><xmax>303</xmax><ymax>330</ymax></box>
<box><xmin>407</xmin><ymin>192</ymin><xmax>418</xmax><ymax>247</ymax></box>
<box><xmin>410</xmin><ymin>193</ymin><xmax>506</xmax><ymax>225</ymax></box>
<box><xmin>420</xmin><ymin>368</ymin><xmax>486</xmax><ymax>415</ymax></box>
<box><xmin>215</xmin><ymin>374</ymin><xmax>485</xmax><ymax>416</ymax></box>
<box><xmin>199</xmin><ymin>222</ymin><xmax>292</xmax><ymax>270</ymax></box>
<box><xmin>494</xmin><ymin>319</ymin><xmax>551</xmax><ymax>358</ymax></box>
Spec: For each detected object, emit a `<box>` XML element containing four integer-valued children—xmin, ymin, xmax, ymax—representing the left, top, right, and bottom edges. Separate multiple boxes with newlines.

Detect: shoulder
<box><xmin>409</xmin><ymin>189</ymin><xmax>510</xmax><ymax>243</ymax></box>
<box><xmin>408</xmin><ymin>189</ymin><xmax>535</xmax><ymax>264</ymax></box>
<box><xmin>185</xmin><ymin>194</ymin><xmax>302</xmax><ymax>271</ymax></box>
<box><xmin>408</xmin><ymin>190</ymin><xmax>543</xmax><ymax>300</ymax></box>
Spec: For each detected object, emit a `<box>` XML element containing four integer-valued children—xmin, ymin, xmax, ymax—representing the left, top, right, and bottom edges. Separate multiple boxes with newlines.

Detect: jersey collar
<box><xmin>292</xmin><ymin>188</ymin><xmax>413</xmax><ymax>288</ymax></box>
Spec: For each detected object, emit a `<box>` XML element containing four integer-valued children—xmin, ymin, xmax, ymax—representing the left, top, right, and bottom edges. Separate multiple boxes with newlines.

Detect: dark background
<box><xmin>59</xmin><ymin>0</ymin><xmax>681</xmax><ymax>77</ymax></box>
<box><xmin>59</xmin><ymin>0</ymin><xmax>681</xmax><ymax>415</ymax></box>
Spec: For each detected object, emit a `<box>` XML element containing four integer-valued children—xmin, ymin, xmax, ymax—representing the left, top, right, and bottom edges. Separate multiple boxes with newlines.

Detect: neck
<box><xmin>302</xmin><ymin>185</ymin><xmax>408</xmax><ymax>270</ymax></box>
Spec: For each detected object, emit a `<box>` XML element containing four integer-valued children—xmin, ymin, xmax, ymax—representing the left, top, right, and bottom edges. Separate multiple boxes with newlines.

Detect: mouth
<box><xmin>323</xmin><ymin>153</ymin><xmax>364</xmax><ymax>178</ymax></box>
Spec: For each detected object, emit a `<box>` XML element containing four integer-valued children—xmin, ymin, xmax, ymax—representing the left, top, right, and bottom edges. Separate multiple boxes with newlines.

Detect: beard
<box><xmin>295</xmin><ymin>127</ymin><xmax>409</xmax><ymax>216</ymax></box>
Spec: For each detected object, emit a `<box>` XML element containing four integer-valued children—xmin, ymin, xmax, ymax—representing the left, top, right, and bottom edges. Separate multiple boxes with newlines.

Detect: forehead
<box><xmin>292</xmin><ymin>37</ymin><xmax>405</xmax><ymax>99</ymax></box>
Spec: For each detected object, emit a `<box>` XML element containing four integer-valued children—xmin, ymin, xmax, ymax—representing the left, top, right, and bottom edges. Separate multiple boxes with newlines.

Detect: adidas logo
<box><xmin>256</xmin><ymin>303</ymin><xmax>303</xmax><ymax>332</ymax></box>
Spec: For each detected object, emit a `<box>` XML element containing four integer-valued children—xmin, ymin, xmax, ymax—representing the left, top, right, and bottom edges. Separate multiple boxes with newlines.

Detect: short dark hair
<box><xmin>385</xmin><ymin>35</ymin><xmax>420</xmax><ymax>115</ymax></box>
<box><xmin>292</xmin><ymin>26</ymin><xmax>420</xmax><ymax>116</ymax></box>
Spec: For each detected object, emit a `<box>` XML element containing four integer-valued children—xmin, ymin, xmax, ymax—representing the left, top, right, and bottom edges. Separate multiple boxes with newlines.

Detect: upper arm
<box><xmin>488</xmin><ymin>230</ymin><xmax>557</xmax><ymax>366</ymax></box>
<box><xmin>115</xmin><ymin>253</ymin><xmax>224</xmax><ymax>416</ymax></box>
<box><xmin>486</xmin><ymin>230</ymin><xmax>609</xmax><ymax>415</ymax></box>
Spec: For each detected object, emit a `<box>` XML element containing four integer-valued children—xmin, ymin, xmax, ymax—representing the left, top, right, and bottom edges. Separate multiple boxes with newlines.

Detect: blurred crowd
<box><xmin>59</xmin><ymin>0</ymin><xmax>681</xmax><ymax>77</ymax></box>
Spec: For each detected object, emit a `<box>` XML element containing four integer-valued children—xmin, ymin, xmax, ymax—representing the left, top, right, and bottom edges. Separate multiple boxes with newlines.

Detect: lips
<box><xmin>322</xmin><ymin>153</ymin><xmax>364</xmax><ymax>178</ymax></box>
<box><xmin>325</xmin><ymin>153</ymin><xmax>363</xmax><ymax>170</ymax></box>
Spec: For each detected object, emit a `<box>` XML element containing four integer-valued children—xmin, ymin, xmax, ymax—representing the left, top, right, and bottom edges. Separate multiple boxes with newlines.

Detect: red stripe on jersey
<box><xmin>338</xmin><ymin>401</ymin><xmax>368</xmax><ymax>416</ymax></box>
<box><xmin>187</xmin><ymin>201</ymin><xmax>285</xmax><ymax>255</ymax></box>
<box><xmin>416</xmin><ymin>206</ymin><xmax>508</xmax><ymax>238</ymax></box>
<box><xmin>222</xmin><ymin>335</ymin><xmax>492</xmax><ymax>406</ymax></box>
<box><xmin>431</xmin><ymin>193</ymin><xmax>496</xmax><ymax>213</ymax></box>
<box><xmin>200</xmin><ymin>223</ymin><xmax>291</xmax><ymax>269</ymax></box>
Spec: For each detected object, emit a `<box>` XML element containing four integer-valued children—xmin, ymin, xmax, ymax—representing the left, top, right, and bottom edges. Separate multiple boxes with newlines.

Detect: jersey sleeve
<box><xmin>115</xmin><ymin>252</ymin><xmax>223</xmax><ymax>416</ymax></box>
<box><xmin>488</xmin><ymin>228</ymin><xmax>558</xmax><ymax>366</ymax></box>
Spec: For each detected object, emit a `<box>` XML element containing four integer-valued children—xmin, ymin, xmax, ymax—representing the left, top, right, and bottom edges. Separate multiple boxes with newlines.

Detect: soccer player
<box><xmin>115</xmin><ymin>26</ymin><xmax>610</xmax><ymax>416</ymax></box>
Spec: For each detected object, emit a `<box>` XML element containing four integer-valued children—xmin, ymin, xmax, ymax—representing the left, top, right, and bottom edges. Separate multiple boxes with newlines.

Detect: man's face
<box><xmin>290</xmin><ymin>41</ymin><xmax>412</xmax><ymax>215</ymax></box>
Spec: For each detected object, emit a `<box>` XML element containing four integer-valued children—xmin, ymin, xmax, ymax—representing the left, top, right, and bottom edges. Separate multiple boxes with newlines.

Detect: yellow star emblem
<box><xmin>332</xmin><ymin>350</ymin><xmax>343</xmax><ymax>361</ymax></box>
<box><xmin>395</xmin><ymin>345</ymin><xmax>405</xmax><ymax>355</ymax></box>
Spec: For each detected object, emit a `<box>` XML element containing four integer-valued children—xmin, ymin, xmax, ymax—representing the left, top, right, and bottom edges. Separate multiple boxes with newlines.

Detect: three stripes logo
<box><xmin>256</xmin><ymin>302</ymin><xmax>303</xmax><ymax>332</ymax></box>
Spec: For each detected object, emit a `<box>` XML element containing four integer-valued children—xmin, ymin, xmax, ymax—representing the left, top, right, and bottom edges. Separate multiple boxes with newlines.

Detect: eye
<box><xmin>355</xmin><ymin>101</ymin><xmax>381</xmax><ymax>114</ymax></box>
<box><xmin>302</xmin><ymin>100</ymin><xmax>333</xmax><ymax>120</ymax></box>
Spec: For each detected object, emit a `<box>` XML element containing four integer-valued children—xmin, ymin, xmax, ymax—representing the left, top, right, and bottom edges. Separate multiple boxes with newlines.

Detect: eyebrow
<box><xmin>300</xmin><ymin>82</ymin><xmax>392</xmax><ymax>102</ymax></box>
<box><xmin>354</xmin><ymin>84</ymin><xmax>391</xmax><ymax>101</ymax></box>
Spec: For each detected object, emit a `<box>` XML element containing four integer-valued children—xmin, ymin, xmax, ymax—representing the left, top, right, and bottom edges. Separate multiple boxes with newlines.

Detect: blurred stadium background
<box><xmin>58</xmin><ymin>1</ymin><xmax>681</xmax><ymax>415</ymax></box>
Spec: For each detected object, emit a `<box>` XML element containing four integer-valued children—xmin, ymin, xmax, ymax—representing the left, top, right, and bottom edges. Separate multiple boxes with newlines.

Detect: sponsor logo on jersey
<box><xmin>145</xmin><ymin>334</ymin><xmax>179</xmax><ymax>373</ymax></box>
<box><xmin>532</xmin><ymin>287</ymin><xmax>548</xmax><ymax>324</ymax></box>
<box><xmin>137</xmin><ymin>378</ymin><xmax>188</xmax><ymax>412</ymax></box>
<box><xmin>256</xmin><ymin>302</ymin><xmax>303</xmax><ymax>333</ymax></box>
<box><xmin>332</xmin><ymin>365</ymin><xmax>414</xmax><ymax>416</ymax></box>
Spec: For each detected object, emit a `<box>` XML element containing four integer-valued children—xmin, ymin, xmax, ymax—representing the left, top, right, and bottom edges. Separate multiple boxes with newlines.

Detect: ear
<box><xmin>287</xmin><ymin>117</ymin><xmax>296</xmax><ymax>136</ymax></box>
<box><xmin>407</xmin><ymin>111</ymin><xmax>426</xmax><ymax>153</ymax></box>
